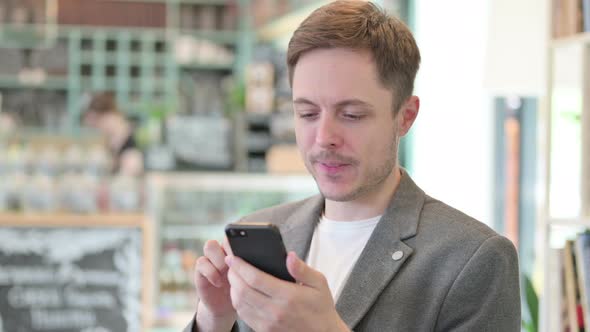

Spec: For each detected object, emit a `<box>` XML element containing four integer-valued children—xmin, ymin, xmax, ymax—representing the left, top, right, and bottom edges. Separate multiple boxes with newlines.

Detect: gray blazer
<box><xmin>186</xmin><ymin>171</ymin><xmax>521</xmax><ymax>331</ymax></box>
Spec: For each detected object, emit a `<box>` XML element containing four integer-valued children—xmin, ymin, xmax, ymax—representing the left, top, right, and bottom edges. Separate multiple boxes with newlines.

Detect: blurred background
<box><xmin>0</xmin><ymin>0</ymin><xmax>586</xmax><ymax>331</ymax></box>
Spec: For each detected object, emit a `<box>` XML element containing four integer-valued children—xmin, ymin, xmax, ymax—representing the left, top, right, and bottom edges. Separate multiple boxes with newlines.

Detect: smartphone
<box><xmin>225</xmin><ymin>222</ymin><xmax>295</xmax><ymax>282</ymax></box>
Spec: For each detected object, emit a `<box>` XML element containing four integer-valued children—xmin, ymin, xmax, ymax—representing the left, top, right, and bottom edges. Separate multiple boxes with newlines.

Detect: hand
<box><xmin>193</xmin><ymin>239</ymin><xmax>237</xmax><ymax>332</ymax></box>
<box><xmin>225</xmin><ymin>251</ymin><xmax>350</xmax><ymax>332</ymax></box>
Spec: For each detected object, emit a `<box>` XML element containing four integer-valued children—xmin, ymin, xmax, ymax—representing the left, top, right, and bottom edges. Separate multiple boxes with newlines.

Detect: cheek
<box><xmin>294</xmin><ymin>124</ymin><xmax>315</xmax><ymax>149</ymax></box>
<box><xmin>362</xmin><ymin>127</ymin><xmax>396</xmax><ymax>154</ymax></box>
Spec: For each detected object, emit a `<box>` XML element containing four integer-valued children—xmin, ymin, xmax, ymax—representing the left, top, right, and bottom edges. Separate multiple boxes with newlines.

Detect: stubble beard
<box><xmin>308</xmin><ymin>135</ymin><xmax>399</xmax><ymax>202</ymax></box>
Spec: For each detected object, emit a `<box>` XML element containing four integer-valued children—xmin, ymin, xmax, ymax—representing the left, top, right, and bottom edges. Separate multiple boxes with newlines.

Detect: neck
<box><xmin>324</xmin><ymin>166</ymin><xmax>402</xmax><ymax>221</ymax></box>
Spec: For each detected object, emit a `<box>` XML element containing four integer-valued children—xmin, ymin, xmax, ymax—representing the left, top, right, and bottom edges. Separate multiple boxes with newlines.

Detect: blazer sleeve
<box><xmin>434</xmin><ymin>235</ymin><xmax>521</xmax><ymax>332</ymax></box>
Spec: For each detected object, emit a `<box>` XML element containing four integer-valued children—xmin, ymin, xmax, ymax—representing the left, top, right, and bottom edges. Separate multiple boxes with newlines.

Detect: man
<box><xmin>187</xmin><ymin>1</ymin><xmax>521</xmax><ymax>331</ymax></box>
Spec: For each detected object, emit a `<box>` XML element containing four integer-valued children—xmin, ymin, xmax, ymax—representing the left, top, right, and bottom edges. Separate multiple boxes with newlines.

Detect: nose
<box><xmin>315</xmin><ymin>114</ymin><xmax>342</xmax><ymax>148</ymax></box>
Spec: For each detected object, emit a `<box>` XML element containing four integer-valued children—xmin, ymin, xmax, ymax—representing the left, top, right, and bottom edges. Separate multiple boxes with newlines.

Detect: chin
<box><xmin>321</xmin><ymin>191</ymin><xmax>361</xmax><ymax>202</ymax></box>
<box><xmin>318</xmin><ymin>185</ymin><xmax>360</xmax><ymax>202</ymax></box>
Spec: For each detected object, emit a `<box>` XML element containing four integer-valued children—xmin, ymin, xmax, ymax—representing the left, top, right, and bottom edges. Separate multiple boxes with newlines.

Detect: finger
<box><xmin>233</xmin><ymin>304</ymin><xmax>267</xmax><ymax>332</ymax></box>
<box><xmin>222</xmin><ymin>237</ymin><xmax>233</xmax><ymax>256</ymax></box>
<box><xmin>227</xmin><ymin>269</ymin><xmax>272</xmax><ymax>331</ymax></box>
<box><xmin>226</xmin><ymin>255</ymin><xmax>289</xmax><ymax>297</ymax></box>
<box><xmin>286</xmin><ymin>251</ymin><xmax>327</xmax><ymax>289</ymax></box>
<box><xmin>236</xmin><ymin>307</ymin><xmax>269</xmax><ymax>331</ymax></box>
<box><xmin>195</xmin><ymin>256</ymin><xmax>224</xmax><ymax>288</ymax></box>
<box><xmin>227</xmin><ymin>268</ymin><xmax>271</xmax><ymax>306</ymax></box>
<box><xmin>203</xmin><ymin>240</ymin><xmax>228</xmax><ymax>272</ymax></box>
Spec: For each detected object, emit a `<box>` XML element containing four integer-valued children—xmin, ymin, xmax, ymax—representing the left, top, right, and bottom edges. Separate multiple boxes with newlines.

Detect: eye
<box><xmin>342</xmin><ymin>113</ymin><xmax>364</xmax><ymax>120</ymax></box>
<box><xmin>296</xmin><ymin>110</ymin><xmax>319</xmax><ymax>119</ymax></box>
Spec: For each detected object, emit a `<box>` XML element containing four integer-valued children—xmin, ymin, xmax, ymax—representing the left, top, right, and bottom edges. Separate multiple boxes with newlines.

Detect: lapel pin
<box><xmin>392</xmin><ymin>251</ymin><xmax>404</xmax><ymax>261</ymax></box>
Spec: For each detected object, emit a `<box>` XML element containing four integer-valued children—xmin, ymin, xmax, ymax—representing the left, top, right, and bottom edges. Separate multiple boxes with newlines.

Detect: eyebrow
<box><xmin>293</xmin><ymin>98</ymin><xmax>317</xmax><ymax>106</ymax></box>
<box><xmin>293</xmin><ymin>98</ymin><xmax>375</xmax><ymax>110</ymax></box>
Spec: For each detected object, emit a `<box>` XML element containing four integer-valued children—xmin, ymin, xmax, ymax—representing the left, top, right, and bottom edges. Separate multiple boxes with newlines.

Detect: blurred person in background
<box><xmin>83</xmin><ymin>92</ymin><xmax>143</xmax><ymax>176</ymax></box>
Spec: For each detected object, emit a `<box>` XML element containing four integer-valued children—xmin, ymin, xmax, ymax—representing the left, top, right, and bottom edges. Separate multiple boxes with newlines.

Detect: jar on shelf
<box><xmin>21</xmin><ymin>173</ymin><xmax>58</xmax><ymax>213</ymax></box>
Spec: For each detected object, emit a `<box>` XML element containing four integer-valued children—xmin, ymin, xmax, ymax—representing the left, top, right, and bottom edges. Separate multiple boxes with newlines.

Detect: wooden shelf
<box><xmin>0</xmin><ymin>212</ymin><xmax>148</xmax><ymax>227</ymax></box>
<box><xmin>79</xmin><ymin>51</ymin><xmax>170</xmax><ymax>65</ymax></box>
<box><xmin>0</xmin><ymin>74</ymin><xmax>68</xmax><ymax>90</ymax></box>
<box><xmin>178</xmin><ymin>29</ymin><xmax>239</xmax><ymax>44</ymax></box>
<box><xmin>541</xmin><ymin>6</ymin><xmax>590</xmax><ymax>330</ymax></box>
<box><xmin>179</xmin><ymin>62</ymin><xmax>234</xmax><ymax>70</ymax></box>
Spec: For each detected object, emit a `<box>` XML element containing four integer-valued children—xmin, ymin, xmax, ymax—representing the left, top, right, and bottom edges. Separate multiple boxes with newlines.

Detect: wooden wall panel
<box><xmin>58</xmin><ymin>0</ymin><xmax>166</xmax><ymax>28</ymax></box>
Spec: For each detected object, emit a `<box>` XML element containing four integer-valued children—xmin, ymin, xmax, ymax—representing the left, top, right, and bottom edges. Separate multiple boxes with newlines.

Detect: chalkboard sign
<box><xmin>0</xmin><ymin>225</ymin><xmax>144</xmax><ymax>332</ymax></box>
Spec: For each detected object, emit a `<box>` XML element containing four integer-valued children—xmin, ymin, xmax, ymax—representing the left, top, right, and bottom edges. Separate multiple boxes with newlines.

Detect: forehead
<box><xmin>292</xmin><ymin>48</ymin><xmax>391</xmax><ymax>105</ymax></box>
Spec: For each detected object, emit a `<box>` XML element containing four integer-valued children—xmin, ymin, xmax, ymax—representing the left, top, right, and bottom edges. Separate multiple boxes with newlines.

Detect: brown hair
<box><xmin>88</xmin><ymin>91</ymin><xmax>119</xmax><ymax>115</ymax></box>
<box><xmin>287</xmin><ymin>0</ymin><xmax>421</xmax><ymax>113</ymax></box>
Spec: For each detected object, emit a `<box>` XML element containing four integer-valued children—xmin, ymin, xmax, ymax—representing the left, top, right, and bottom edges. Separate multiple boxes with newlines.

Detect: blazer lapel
<box><xmin>335</xmin><ymin>170</ymin><xmax>426</xmax><ymax>328</ymax></box>
<box><xmin>280</xmin><ymin>195</ymin><xmax>324</xmax><ymax>260</ymax></box>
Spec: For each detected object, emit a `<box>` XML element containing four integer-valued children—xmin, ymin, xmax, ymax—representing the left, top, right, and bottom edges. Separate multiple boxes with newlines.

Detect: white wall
<box><xmin>411</xmin><ymin>0</ymin><xmax>493</xmax><ymax>224</ymax></box>
<box><xmin>484</xmin><ymin>0</ymin><xmax>548</xmax><ymax>96</ymax></box>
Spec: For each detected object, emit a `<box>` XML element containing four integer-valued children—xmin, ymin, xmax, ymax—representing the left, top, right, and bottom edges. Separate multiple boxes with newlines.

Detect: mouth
<box><xmin>315</xmin><ymin>160</ymin><xmax>351</xmax><ymax>174</ymax></box>
<box><xmin>318</xmin><ymin>161</ymin><xmax>348</xmax><ymax>167</ymax></box>
<box><xmin>310</xmin><ymin>152</ymin><xmax>357</xmax><ymax>176</ymax></box>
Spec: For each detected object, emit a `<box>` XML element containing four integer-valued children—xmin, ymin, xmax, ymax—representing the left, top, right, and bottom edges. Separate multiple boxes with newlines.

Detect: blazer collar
<box><xmin>281</xmin><ymin>194</ymin><xmax>324</xmax><ymax>261</ymax></box>
<box><xmin>335</xmin><ymin>169</ymin><xmax>425</xmax><ymax>328</ymax></box>
<box><xmin>278</xmin><ymin>169</ymin><xmax>425</xmax><ymax>329</ymax></box>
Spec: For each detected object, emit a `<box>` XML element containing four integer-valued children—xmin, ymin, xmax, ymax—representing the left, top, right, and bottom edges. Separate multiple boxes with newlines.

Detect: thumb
<box><xmin>286</xmin><ymin>251</ymin><xmax>326</xmax><ymax>288</ymax></box>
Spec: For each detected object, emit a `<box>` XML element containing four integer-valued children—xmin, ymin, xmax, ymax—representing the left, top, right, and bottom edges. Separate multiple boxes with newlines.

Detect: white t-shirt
<box><xmin>306</xmin><ymin>214</ymin><xmax>381</xmax><ymax>300</ymax></box>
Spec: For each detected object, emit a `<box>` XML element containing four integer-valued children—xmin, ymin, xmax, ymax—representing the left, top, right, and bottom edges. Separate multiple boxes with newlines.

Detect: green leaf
<box><xmin>524</xmin><ymin>275</ymin><xmax>539</xmax><ymax>332</ymax></box>
<box><xmin>522</xmin><ymin>320</ymin><xmax>534</xmax><ymax>332</ymax></box>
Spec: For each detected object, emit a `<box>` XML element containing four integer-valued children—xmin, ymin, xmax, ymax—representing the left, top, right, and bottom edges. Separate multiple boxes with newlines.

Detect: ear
<box><xmin>397</xmin><ymin>96</ymin><xmax>420</xmax><ymax>136</ymax></box>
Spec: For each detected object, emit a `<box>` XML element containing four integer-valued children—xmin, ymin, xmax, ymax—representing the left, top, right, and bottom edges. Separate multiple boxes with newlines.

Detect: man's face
<box><xmin>292</xmin><ymin>48</ymin><xmax>401</xmax><ymax>202</ymax></box>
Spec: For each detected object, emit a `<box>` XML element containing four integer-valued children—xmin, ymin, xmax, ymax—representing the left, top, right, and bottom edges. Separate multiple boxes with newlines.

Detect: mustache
<box><xmin>310</xmin><ymin>151</ymin><xmax>358</xmax><ymax>165</ymax></box>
